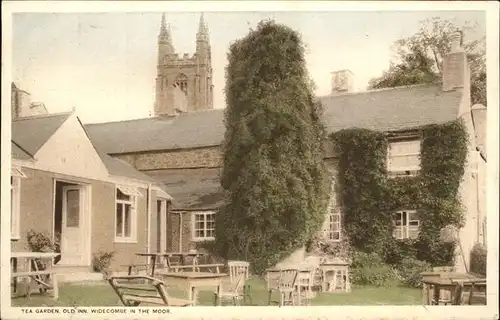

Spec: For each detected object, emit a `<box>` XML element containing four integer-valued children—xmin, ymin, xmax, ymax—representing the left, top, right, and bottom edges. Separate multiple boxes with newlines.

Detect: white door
<box><xmin>60</xmin><ymin>185</ymin><xmax>85</xmax><ymax>265</ymax></box>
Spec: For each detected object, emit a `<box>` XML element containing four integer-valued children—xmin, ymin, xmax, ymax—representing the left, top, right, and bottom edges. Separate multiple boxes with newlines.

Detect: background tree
<box><xmin>214</xmin><ymin>20</ymin><xmax>331</xmax><ymax>274</ymax></box>
<box><xmin>368</xmin><ymin>17</ymin><xmax>486</xmax><ymax>106</ymax></box>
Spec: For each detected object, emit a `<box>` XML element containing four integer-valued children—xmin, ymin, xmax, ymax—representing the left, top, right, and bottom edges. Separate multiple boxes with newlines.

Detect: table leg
<box><xmin>422</xmin><ymin>283</ymin><xmax>429</xmax><ymax>305</ymax></box>
<box><xmin>150</xmin><ymin>256</ymin><xmax>157</xmax><ymax>277</ymax></box>
<box><xmin>433</xmin><ymin>285</ymin><xmax>441</xmax><ymax>305</ymax></box>
<box><xmin>52</xmin><ymin>274</ymin><xmax>59</xmax><ymax>300</ymax></box>
<box><xmin>217</xmin><ymin>283</ymin><xmax>222</xmax><ymax>306</ymax></box>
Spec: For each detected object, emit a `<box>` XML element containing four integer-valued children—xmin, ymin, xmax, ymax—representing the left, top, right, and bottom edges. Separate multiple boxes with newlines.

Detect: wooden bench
<box><xmin>108</xmin><ymin>275</ymin><xmax>194</xmax><ymax>307</ymax></box>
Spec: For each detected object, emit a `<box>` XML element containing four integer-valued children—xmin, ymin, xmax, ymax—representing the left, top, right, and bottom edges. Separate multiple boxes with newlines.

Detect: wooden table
<box><xmin>421</xmin><ymin>277</ymin><xmax>486</xmax><ymax>305</ymax></box>
<box><xmin>165</xmin><ymin>251</ymin><xmax>205</xmax><ymax>271</ymax></box>
<box><xmin>11</xmin><ymin>252</ymin><xmax>60</xmax><ymax>299</ymax></box>
<box><xmin>134</xmin><ymin>252</ymin><xmax>166</xmax><ymax>277</ymax></box>
<box><xmin>134</xmin><ymin>251</ymin><xmax>207</xmax><ymax>276</ymax></box>
<box><xmin>319</xmin><ymin>262</ymin><xmax>351</xmax><ymax>292</ymax></box>
<box><xmin>157</xmin><ymin>271</ymin><xmax>227</xmax><ymax>305</ymax></box>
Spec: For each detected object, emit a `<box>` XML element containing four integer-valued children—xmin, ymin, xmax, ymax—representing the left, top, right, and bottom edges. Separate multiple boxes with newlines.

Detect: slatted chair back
<box><xmin>229</xmin><ymin>272</ymin><xmax>246</xmax><ymax>295</ymax></box>
<box><xmin>109</xmin><ymin>275</ymin><xmax>192</xmax><ymax>307</ymax></box>
<box><xmin>228</xmin><ymin>261</ymin><xmax>250</xmax><ymax>283</ymax></box>
<box><xmin>278</xmin><ymin>269</ymin><xmax>298</xmax><ymax>292</ymax></box>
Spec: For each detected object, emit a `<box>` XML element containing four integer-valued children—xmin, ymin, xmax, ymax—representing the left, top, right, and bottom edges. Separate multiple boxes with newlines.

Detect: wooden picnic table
<box><xmin>11</xmin><ymin>252</ymin><xmax>60</xmax><ymax>299</ymax></box>
<box><xmin>134</xmin><ymin>251</ymin><xmax>206</xmax><ymax>277</ymax></box>
<box><xmin>422</xmin><ymin>276</ymin><xmax>486</xmax><ymax>305</ymax></box>
<box><xmin>156</xmin><ymin>271</ymin><xmax>227</xmax><ymax>305</ymax></box>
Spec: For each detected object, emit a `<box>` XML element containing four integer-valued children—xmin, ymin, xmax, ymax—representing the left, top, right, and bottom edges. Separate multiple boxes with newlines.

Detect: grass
<box><xmin>11</xmin><ymin>278</ymin><xmax>422</xmax><ymax>307</ymax></box>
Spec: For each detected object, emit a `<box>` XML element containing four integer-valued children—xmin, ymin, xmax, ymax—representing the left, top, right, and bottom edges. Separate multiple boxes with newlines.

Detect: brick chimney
<box><xmin>442</xmin><ymin>31</ymin><xmax>470</xmax><ymax>92</ymax></box>
<box><xmin>331</xmin><ymin>69</ymin><xmax>354</xmax><ymax>96</ymax></box>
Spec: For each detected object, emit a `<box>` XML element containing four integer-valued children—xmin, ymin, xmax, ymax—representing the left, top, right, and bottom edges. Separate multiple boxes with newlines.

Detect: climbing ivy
<box><xmin>330</xmin><ymin>119</ymin><xmax>468</xmax><ymax>266</ymax></box>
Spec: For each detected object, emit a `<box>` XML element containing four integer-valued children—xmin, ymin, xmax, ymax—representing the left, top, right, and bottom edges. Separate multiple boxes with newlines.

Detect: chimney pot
<box><xmin>331</xmin><ymin>69</ymin><xmax>354</xmax><ymax>96</ymax></box>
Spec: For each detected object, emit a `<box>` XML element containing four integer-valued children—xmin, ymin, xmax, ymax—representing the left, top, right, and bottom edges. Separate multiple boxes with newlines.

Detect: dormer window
<box><xmin>387</xmin><ymin>139</ymin><xmax>421</xmax><ymax>177</ymax></box>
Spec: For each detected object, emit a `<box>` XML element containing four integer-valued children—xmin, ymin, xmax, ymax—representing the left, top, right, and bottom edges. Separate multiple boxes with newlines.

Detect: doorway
<box><xmin>54</xmin><ymin>180</ymin><xmax>91</xmax><ymax>266</ymax></box>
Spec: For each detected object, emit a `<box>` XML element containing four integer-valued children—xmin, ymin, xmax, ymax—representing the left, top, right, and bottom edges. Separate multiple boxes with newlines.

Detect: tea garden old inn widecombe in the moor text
<box><xmin>6</xmin><ymin>11</ymin><xmax>490</xmax><ymax>308</ymax></box>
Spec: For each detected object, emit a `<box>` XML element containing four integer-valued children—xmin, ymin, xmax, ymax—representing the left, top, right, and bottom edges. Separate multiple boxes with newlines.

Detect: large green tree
<box><xmin>369</xmin><ymin>17</ymin><xmax>486</xmax><ymax>106</ymax></box>
<box><xmin>214</xmin><ymin>20</ymin><xmax>330</xmax><ymax>274</ymax></box>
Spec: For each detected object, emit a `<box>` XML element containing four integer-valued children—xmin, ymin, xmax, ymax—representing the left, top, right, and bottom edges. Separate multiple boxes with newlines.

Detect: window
<box><xmin>11</xmin><ymin>176</ymin><xmax>21</xmax><ymax>239</ymax></box>
<box><xmin>322</xmin><ymin>190</ymin><xmax>341</xmax><ymax>242</ymax></box>
<box><xmin>176</xmin><ymin>74</ymin><xmax>188</xmax><ymax>95</ymax></box>
<box><xmin>326</xmin><ymin>209</ymin><xmax>341</xmax><ymax>241</ymax></box>
<box><xmin>393</xmin><ymin>210</ymin><xmax>419</xmax><ymax>240</ymax></box>
<box><xmin>387</xmin><ymin>140</ymin><xmax>421</xmax><ymax>177</ymax></box>
<box><xmin>192</xmin><ymin>211</ymin><xmax>215</xmax><ymax>241</ymax></box>
<box><xmin>115</xmin><ymin>187</ymin><xmax>137</xmax><ymax>242</ymax></box>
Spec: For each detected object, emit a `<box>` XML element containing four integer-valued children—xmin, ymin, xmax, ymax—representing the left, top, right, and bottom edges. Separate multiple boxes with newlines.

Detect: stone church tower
<box><xmin>154</xmin><ymin>13</ymin><xmax>214</xmax><ymax>116</ymax></box>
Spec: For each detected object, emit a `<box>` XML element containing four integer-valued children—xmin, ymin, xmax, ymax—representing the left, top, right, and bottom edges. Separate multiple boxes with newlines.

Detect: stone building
<box><xmin>85</xmin><ymin>28</ymin><xmax>487</xmax><ymax>272</ymax></box>
<box><xmin>154</xmin><ymin>13</ymin><xmax>214</xmax><ymax>116</ymax></box>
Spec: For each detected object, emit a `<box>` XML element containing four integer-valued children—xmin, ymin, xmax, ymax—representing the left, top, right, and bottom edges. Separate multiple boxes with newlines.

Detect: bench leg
<box><xmin>52</xmin><ymin>274</ymin><xmax>59</xmax><ymax>300</ymax></box>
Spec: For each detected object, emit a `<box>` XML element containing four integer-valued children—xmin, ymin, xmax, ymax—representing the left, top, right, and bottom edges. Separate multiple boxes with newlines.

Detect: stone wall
<box><xmin>113</xmin><ymin>146</ymin><xmax>222</xmax><ymax>171</ymax></box>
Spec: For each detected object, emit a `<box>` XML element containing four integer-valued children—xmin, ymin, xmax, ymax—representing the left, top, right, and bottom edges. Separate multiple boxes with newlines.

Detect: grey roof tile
<box><xmin>85</xmin><ymin>84</ymin><xmax>461</xmax><ymax>154</ymax></box>
<box><xmin>12</xmin><ymin>112</ymin><xmax>71</xmax><ymax>156</ymax></box>
<box><xmin>98</xmin><ymin>150</ymin><xmax>158</xmax><ymax>183</ymax></box>
<box><xmin>146</xmin><ymin>168</ymin><xmax>224</xmax><ymax>210</ymax></box>
<box><xmin>11</xmin><ymin>142</ymin><xmax>33</xmax><ymax>160</ymax></box>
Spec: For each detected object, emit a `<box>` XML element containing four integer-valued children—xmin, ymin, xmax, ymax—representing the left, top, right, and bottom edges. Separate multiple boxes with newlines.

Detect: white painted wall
<box><xmin>32</xmin><ymin>113</ymin><xmax>110</xmax><ymax>182</ymax></box>
<box><xmin>455</xmin><ymin>110</ymin><xmax>479</xmax><ymax>273</ymax></box>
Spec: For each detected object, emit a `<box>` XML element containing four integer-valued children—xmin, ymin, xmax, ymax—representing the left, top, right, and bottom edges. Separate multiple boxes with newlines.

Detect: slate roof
<box><xmin>86</xmin><ymin>109</ymin><xmax>225</xmax><ymax>154</ymax></box>
<box><xmin>12</xmin><ymin>112</ymin><xmax>71</xmax><ymax>156</ymax></box>
<box><xmin>98</xmin><ymin>151</ymin><xmax>158</xmax><ymax>183</ymax></box>
<box><xmin>145</xmin><ymin>168</ymin><xmax>225</xmax><ymax>210</ymax></box>
<box><xmin>320</xmin><ymin>84</ymin><xmax>461</xmax><ymax>133</ymax></box>
<box><xmin>11</xmin><ymin>142</ymin><xmax>33</xmax><ymax>160</ymax></box>
<box><xmin>85</xmin><ymin>84</ymin><xmax>462</xmax><ymax>154</ymax></box>
<box><xmin>10</xmin><ymin>112</ymin><xmax>159</xmax><ymax>184</ymax></box>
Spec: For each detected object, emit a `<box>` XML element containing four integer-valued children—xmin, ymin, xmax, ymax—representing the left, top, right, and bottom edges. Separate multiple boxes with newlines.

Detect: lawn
<box><xmin>11</xmin><ymin>278</ymin><xmax>422</xmax><ymax>307</ymax></box>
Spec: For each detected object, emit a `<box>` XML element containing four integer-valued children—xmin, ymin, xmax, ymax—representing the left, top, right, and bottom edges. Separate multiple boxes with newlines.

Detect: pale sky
<box><xmin>12</xmin><ymin>10</ymin><xmax>485</xmax><ymax>124</ymax></box>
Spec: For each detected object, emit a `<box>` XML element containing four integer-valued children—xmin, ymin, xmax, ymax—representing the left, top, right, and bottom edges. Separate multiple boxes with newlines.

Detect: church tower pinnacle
<box><xmin>154</xmin><ymin>13</ymin><xmax>214</xmax><ymax>116</ymax></box>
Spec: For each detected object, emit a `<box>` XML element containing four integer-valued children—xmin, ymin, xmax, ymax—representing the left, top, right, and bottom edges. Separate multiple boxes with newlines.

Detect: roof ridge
<box><xmin>318</xmin><ymin>83</ymin><xmax>443</xmax><ymax>100</ymax></box>
<box><xmin>12</xmin><ymin>110</ymin><xmax>73</xmax><ymax>122</ymax></box>
<box><xmin>85</xmin><ymin>116</ymin><xmax>162</xmax><ymax>126</ymax></box>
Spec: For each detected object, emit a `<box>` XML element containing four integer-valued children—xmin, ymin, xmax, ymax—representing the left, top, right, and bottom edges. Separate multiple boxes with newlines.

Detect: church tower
<box><xmin>154</xmin><ymin>13</ymin><xmax>214</xmax><ymax>116</ymax></box>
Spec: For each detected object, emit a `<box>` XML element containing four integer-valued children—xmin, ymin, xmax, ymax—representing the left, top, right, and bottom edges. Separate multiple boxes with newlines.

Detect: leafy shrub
<box><xmin>305</xmin><ymin>232</ymin><xmax>353</xmax><ymax>262</ymax></box>
<box><xmin>350</xmin><ymin>252</ymin><xmax>397</xmax><ymax>286</ymax></box>
<box><xmin>395</xmin><ymin>257</ymin><xmax>431</xmax><ymax>288</ymax></box>
<box><xmin>92</xmin><ymin>251</ymin><xmax>115</xmax><ymax>275</ymax></box>
<box><xmin>383</xmin><ymin>238</ymin><xmax>417</xmax><ymax>266</ymax></box>
<box><xmin>27</xmin><ymin>230</ymin><xmax>58</xmax><ymax>252</ymax></box>
<box><xmin>26</xmin><ymin>230</ymin><xmax>60</xmax><ymax>269</ymax></box>
<box><xmin>469</xmin><ymin>243</ymin><xmax>486</xmax><ymax>276</ymax></box>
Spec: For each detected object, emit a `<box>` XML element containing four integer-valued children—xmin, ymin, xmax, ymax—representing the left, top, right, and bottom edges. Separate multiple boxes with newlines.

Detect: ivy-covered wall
<box><xmin>329</xmin><ymin>119</ymin><xmax>468</xmax><ymax>266</ymax></box>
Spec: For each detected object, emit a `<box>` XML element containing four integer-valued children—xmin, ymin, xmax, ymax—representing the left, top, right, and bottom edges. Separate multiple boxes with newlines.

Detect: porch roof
<box><xmin>145</xmin><ymin>168</ymin><xmax>225</xmax><ymax>210</ymax></box>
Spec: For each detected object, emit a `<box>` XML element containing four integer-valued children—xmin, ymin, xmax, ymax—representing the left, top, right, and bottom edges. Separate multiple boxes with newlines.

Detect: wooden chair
<box><xmin>295</xmin><ymin>269</ymin><xmax>316</xmax><ymax>306</ymax></box>
<box><xmin>108</xmin><ymin>275</ymin><xmax>194</xmax><ymax>307</ymax></box>
<box><xmin>268</xmin><ymin>269</ymin><xmax>299</xmax><ymax>306</ymax></box>
<box><xmin>227</xmin><ymin>261</ymin><xmax>251</xmax><ymax>305</ymax></box>
<box><xmin>213</xmin><ymin>272</ymin><xmax>245</xmax><ymax>306</ymax></box>
<box><xmin>452</xmin><ymin>279</ymin><xmax>487</xmax><ymax>305</ymax></box>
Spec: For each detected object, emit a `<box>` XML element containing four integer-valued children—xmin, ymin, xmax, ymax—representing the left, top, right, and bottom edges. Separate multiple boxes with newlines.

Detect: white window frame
<box><xmin>387</xmin><ymin>139</ymin><xmax>421</xmax><ymax>177</ymax></box>
<box><xmin>114</xmin><ymin>187</ymin><xmax>138</xmax><ymax>243</ymax></box>
<box><xmin>326</xmin><ymin>208</ymin><xmax>342</xmax><ymax>242</ymax></box>
<box><xmin>393</xmin><ymin>209</ymin><xmax>420</xmax><ymax>240</ymax></box>
<box><xmin>191</xmin><ymin>211</ymin><xmax>216</xmax><ymax>242</ymax></box>
<box><xmin>11</xmin><ymin>176</ymin><xmax>21</xmax><ymax>240</ymax></box>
